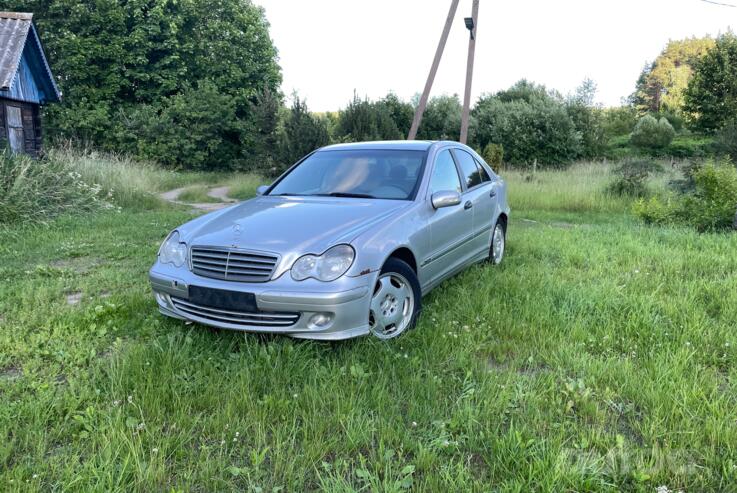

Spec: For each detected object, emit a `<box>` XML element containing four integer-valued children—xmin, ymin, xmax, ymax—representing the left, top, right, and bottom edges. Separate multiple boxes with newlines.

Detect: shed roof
<box><xmin>0</xmin><ymin>12</ymin><xmax>60</xmax><ymax>102</ymax></box>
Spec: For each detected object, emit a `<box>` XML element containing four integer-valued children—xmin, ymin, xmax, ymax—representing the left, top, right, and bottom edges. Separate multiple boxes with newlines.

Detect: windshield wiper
<box><xmin>318</xmin><ymin>192</ymin><xmax>377</xmax><ymax>199</ymax></box>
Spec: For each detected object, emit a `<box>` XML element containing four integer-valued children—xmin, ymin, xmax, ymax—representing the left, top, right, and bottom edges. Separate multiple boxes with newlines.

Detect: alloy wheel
<box><xmin>369</xmin><ymin>272</ymin><xmax>415</xmax><ymax>340</ymax></box>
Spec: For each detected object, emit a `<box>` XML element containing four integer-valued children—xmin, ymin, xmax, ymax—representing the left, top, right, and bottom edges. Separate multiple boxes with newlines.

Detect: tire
<box><xmin>489</xmin><ymin>218</ymin><xmax>506</xmax><ymax>265</ymax></box>
<box><xmin>368</xmin><ymin>258</ymin><xmax>422</xmax><ymax>340</ymax></box>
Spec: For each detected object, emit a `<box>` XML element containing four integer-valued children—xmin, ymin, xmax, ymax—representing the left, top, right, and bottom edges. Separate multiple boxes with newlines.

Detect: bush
<box><xmin>473</xmin><ymin>81</ymin><xmax>582</xmax><ymax>167</ymax></box>
<box><xmin>666</xmin><ymin>134</ymin><xmax>714</xmax><ymax>158</ymax></box>
<box><xmin>684</xmin><ymin>162</ymin><xmax>737</xmax><ymax>230</ymax></box>
<box><xmin>417</xmin><ymin>94</ymin><xmax>464</xmax><ymax>141</ymax></box>
<box><xmin>0</xmin><ymin>151</ymin><xmax>114</xmax><ymax>225</ymax></box>
<box><xmin>633</xmin><ymin>161</ymin><xmax>737</xmax><ymax>231</ymax></box>
<box><xmin>632</xmin><ymin>195</ymin><xmax>678</xmax><ymax>224</ymax></box>
<box><xmin>630</xmin><ymin>115</ymin><xmax>675</xmax><ymax>151</ymax></box>
<box><xmin>482</xmin><ymin>143</ymin><xmax>504</xmax><ymax>172</ymax></box>
<box><xmin>126</xmin><ymin>82</ymin><xmax>245</xmax><ymax>171</ymax></box>
<box><xmin>714</xmin><ymin>122</ymin><xmax>737</xmax><ymax>162</ymax></box>
<box><xmin>607</xmin><ymin>159</ymin><xmax>663</xmax><ymax>197</ymax></box>
<box><xmin>602</xmin><ymin>106</ymin><xmax>639</xmax><ymax>137</ymax></box>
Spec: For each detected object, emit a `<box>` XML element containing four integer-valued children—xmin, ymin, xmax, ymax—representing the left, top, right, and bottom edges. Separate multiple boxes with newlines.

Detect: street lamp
<box><xmin>464</xmin><ymin>17</ymin><xmax>475</xmax><ymax>39</ymax></box>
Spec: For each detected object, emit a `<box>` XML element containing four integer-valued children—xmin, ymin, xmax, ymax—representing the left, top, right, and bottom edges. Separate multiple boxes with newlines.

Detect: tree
<box><xmin>336</xmin><ymin>93</ymin><xmax>402</xmax><ymax>142</ymax></box>
<box><xmin>128</xmin><ymin>81</ymin><xmax>243</xmax><ymax>171</ymax></box>
<box><xmin>630</xmin><ymin>115</ymin><xmax>675</xmax><ymax>151</ymax></box>
<box><xmin>377</xmin><ymin>93</ymin><xmax>414</xmax><ymax>138</ymax></box>
<box><xmin>279</xmin><ymin>96</ymin><xmax>329</xmax><ymax>171</ymax></box>
<box><xmin>566</xmin><ymin>79</ymin><xmax>607</xmax><ymax>158</ymax></box>
<box><xmin>6</xmin><ymin>0</ymin><xmax>282</xmax><ymax>169</ymax></box>
<box><xmin>684</xmin><ymin>32</ymin><xmax>737</xmax><ymax>132</ymax></box>
<box><xmin>472</xmin><ymin>81</ymin><xmax>582</xmax><ymax>167</ymax></box>
<box><xmin>416</xmin><ymin>94</ymin><xmax>463</xmax><ymax>141</ymax></box>
<box><xmin>632</xmin><ymin>37</ymin><xmax>715</xmax><ymax>115</ymax></box>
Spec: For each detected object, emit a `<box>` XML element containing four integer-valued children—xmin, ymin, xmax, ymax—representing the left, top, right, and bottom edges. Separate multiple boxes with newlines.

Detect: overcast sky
<box><xmin>253</xmin><ymin>0</ymin><xmax>737</xmax><ymax>111</ymax></box>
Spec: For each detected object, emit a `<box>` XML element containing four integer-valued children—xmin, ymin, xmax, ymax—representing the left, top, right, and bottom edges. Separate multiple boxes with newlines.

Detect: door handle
<box><xmin>464</xmin><ymin>201</ymin><xmax>473</xmax><ymax>210</ymax></box>
<box><xmin>489</xmin><ymin>189</ymin><xmax>496</xmax><ymax>198</ymax></box>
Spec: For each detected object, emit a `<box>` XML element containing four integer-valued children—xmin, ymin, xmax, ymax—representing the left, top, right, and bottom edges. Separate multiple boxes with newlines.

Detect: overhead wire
<box><xmin>698</xmin><ymin>0</ymin><xmax>737</xmax><ymax>8</ymax></box>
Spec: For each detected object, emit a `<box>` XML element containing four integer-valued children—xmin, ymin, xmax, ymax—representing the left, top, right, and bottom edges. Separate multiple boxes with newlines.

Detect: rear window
<box><xmin>454</xmin><ymin>149</ymin><xmax>484</xmax><ymax>189</ymax></box>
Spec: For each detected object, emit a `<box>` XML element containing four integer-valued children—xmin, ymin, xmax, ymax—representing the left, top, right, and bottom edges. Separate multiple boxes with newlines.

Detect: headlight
<box><xmin>291</xmin><ymin>244</ymin><xmax>355</xmax><ymax>282</ymax></box>
<box><xmin>159</xmin><ymin>231</ymin><xmax>187</xmax><ymax>267</ymax></box>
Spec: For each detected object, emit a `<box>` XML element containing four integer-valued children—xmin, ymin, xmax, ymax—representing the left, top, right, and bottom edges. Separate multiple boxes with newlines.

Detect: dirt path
<box><xmin>207</xmin><ymin>186</ymin><xmax>237</xmax><ymax>203</ymax></box>
<box><xmin>159</xmin><ymin>185</ymin><xmax>235</xmax><ymax>212</ymax></box>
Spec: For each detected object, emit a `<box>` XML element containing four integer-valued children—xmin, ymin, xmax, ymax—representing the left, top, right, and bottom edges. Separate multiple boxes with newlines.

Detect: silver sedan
<box><xmin>149</xmin><ymin>140</ymin><xmax>510</xmax><ymax>340</ymax></box>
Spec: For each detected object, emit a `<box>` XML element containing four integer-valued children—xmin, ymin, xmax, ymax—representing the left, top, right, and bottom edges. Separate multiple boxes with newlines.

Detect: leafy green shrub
<box><xmin>633</xmin><ymin>161</ymin><xmax>737</xmax><ymax>231</ymax></box>
<box><xmin>607</xmin><ymin>159</ymin><xmax>663</xmax><ymax>197</ymax></box>
<box><xmin>601</xmin><ymin>106</ymin><xmax>638</xmax><ymax>137</ymax></box>
<box><xmin>482</xmin><ymin>143</ymin><xmax>504</xmax><ymax>172</ymax></box>
<box><xmin>632</xmin><ymin>195</ymin><xmax>677</xmax><ymax>224</ymax></box>
<box><xmin>630</xmin><ymin>115</ymin><xmax>675</xmax><ymax>152</ymax></box>
<box><xmin>667</xmin><ymin>134</ymin><xmax>714</xmax><ymax>158</ymax></box>
<box><xmin>416</xmin><ymin>94</ymin><xmax>464</xmax><ymax>141</ymax></box>
<box><xmin>714</xmin><ymin>122</ymin><xmax>737</xmax><ymax>162</ymax></box>
<box><xmin>126</xmin><ymin>82</ymin><xmax>246</xmax><ymax>172</ymax></box>
<box><xmin>684</xmin><ymin>162</ymin><xmax>737</xmax><ymax>230</ymax></box>
<box><xmin>473</xmin><ymin>81</ymin><xmax>582</xmax><ymax>167</ymax></box>
<box><xmin>0</xmin><ymin>151</ymin><xmax>114</xmax><ymax>225</ymax></box>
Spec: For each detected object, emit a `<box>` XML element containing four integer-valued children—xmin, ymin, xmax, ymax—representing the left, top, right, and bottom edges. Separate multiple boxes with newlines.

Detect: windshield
<box><xmin>268</xmin><ymin>149</ymin><xmax>427</xmax><ymax>200</ymax></box>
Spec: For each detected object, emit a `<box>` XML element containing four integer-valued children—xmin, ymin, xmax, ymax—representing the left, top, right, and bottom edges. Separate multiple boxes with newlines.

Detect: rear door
<box><xmin>421</xmin><ymin>149</ymin><xmax>475</xmax><ymax>287</ymax></box>
<box><xmin>451</xmin><ymin>148</ymin><xmax>495</xmax><ymax>257</ymax></box>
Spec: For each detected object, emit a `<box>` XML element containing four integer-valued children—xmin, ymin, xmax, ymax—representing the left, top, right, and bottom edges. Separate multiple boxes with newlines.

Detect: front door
<box><xmin>421</xmin><ymin>149</ymin><xmax>475</xmax><ymax>288</ymax></box>
<box><xmin>452</xmin><ymin>148</ymin><xmax>496</xmax><ymax>256</ymax></box>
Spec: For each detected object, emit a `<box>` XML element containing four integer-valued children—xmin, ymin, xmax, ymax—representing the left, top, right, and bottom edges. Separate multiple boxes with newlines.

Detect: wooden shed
<box><xmin>0</xmin><ymin>12</ymin><xmax>60</xmax><ymax>156</ymax></box>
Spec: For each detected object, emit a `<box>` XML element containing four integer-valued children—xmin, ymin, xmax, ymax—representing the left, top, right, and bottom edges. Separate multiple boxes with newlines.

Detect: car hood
<box><xmin>179</xmin><ymin>195</ymin><xmax>409</xmax><ymax>256</ymax></box>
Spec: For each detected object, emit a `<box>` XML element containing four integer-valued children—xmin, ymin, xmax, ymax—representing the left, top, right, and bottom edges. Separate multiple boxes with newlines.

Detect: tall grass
<box><xmin>0</xmin><ymin>151</ymin><xmax>115</xmax><ymax>225</ymax></box>
<box><xmin>503</xmin><ymin>160</ymin><xmax>680</xmax><ymax>215</ymax></box>
<box><xmin>504</xmin><ymin>162</ymin><xmax>627</xmax><ymax>214</ymax></box>
<box><xmin>47</xmin><ymin>149</ymin><xmax>231</xmax><ymax>209</ymax></box>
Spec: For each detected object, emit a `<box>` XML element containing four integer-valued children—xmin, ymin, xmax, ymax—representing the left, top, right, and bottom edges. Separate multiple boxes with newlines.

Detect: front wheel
<box><xmin>368</xmin><ymin>258</ymin><xmax>421</xmax><ymax>340</ymax></box>
<box><xmin>489</xmin><ymin>219</ymin><xmax>506</xmax><ymax>265</ymax></box>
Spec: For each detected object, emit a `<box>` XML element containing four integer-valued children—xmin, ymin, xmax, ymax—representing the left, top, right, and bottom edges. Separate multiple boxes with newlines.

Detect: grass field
<box><xmin>1</xmin><ymin>162</ymin><xmax>736</xmax><ymax>491</ymax></box>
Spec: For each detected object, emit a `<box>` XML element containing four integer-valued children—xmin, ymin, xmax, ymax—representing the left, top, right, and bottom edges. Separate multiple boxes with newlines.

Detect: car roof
<box><xmin>318</xmin><ymin>140</ymin><xmax>437</xmax><ymax>152</ymax></box>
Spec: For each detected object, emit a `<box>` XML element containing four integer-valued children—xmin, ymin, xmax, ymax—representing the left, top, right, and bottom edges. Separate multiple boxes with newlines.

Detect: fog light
<box><xmin>308</xmin><ymin>313</ymin><xmax>333</xmax><ymax>329</ymax></box>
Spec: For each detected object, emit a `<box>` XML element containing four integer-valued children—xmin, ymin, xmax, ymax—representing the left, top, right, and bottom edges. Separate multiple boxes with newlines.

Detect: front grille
<box><xmin>171</xmin><ymin>297</ymin><xmax>300</xmax><ymax>327</ymax></box>
<box><xmin>190</xmin><ymin>247</ymin><xmax>278</xmax><ymax>282</ymax></box>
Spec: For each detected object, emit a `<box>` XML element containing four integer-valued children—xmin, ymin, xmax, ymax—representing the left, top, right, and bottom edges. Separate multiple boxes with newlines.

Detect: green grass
<box><xmin>177</xmin><ymin>185</ymin><xmax>222</xmax><ymax>203</ymax></box>
<box><xmin>228</xmin><ymin>174</ymin><xmax>264</xmax><ymax>201</ymax></box>
<box><xmin>1</xmin><ymin>161</ymin><xmax>736</xmax><ymax>491</ymax></box>
<box><xmin>48</xmin><ymin>149</ymin><xmax>230</xmax><ymax>210</ymax></box>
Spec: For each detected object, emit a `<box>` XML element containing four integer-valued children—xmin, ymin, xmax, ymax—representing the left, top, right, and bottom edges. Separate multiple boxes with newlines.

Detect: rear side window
<box><xmin>474</xmin><ymin>157</ymin><xmax>492</xmax><ymax>182</ymax></box>
<box><xmin>429</xmin><ymin>150</ymin><xmax>462</xmax><ymax>194</ymax></box>
<box><xmin>454</xmin><ymin>149</ymin><xmax>484</xmax><ymax>189</ymax></box>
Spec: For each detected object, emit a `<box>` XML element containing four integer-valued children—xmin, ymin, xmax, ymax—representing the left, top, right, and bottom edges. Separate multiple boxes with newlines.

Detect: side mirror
<box><xmin>256</xmin><ymin>185</ymin><xmax>269</xmax><ymax>196</ymax></box>
<box><xmin>431</xmin><ymin>190</ymin><xmax>462</xmax><ymax>209</ymax></box>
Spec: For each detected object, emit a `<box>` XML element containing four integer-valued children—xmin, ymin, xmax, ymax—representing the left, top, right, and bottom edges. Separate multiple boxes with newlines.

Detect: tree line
<box><xmin>7</xmin><ymin>1</ymin><xmax>737</xmax><ymax>172</ymax></box>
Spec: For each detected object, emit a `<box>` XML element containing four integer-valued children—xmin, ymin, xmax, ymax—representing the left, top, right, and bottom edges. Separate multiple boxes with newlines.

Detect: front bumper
<box><xmin>149</xmin><ymin>261</ymin><xmax>376</xmax><ymax>340</ymax></box>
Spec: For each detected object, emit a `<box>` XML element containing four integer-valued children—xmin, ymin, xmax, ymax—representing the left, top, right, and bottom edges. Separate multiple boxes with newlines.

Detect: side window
<box><xmin>474</xmin><ymin>157</ymin><xmax>492</xmax><ymax>183</ymax></box>
<box><xmin>429</xmin><ymin>150</ymin><xmax>462</xmax><ymax>194</ymax></box>
<box><xmin>454</xmin><ymin>149</ymin><xmax>483</xmax><ymax>189</ymax></box>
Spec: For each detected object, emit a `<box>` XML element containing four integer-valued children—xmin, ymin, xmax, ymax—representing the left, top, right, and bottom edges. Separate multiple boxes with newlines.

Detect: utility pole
<box><xmin>460</xmin><ymin>0</ymin><xmax>479</xmax><ymax>144</ymax></box>
<box><xmin>407</xmin><ymin>0</ymin><xmax>460</xmax><ymax>140</ymax></box>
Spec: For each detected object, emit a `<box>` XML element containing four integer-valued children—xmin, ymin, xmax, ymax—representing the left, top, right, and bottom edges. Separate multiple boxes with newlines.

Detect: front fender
<box><xmin>346</xmin><ymin>204</ymin><xmax>425</xmax><ymax>277</ymax></box>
